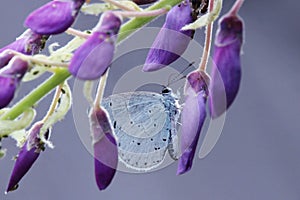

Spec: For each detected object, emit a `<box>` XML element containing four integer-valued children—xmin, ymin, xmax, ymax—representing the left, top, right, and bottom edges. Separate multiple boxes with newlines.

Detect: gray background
<box><xmin>1</xmin><ymin>0</ymin><xmax>300</xmax><ymax>199</ymax></box>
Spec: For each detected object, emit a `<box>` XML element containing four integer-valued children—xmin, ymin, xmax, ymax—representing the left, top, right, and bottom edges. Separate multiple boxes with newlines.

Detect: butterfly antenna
<box><xmin>167</xmin><ymin>62</ymin><xmax>195</xmax><ymax>87</ymax></box>
<box><xmin>167</xmin><ymin>73</ymin><xmax>179</xmax><ymax>86</ymax></box>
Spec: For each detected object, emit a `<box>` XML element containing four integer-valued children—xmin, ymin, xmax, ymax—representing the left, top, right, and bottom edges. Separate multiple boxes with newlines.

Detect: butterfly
<box><xmin>101</xmin><ymin>87</ymin><xmax>180</xmax><ymax>171</ymax></box>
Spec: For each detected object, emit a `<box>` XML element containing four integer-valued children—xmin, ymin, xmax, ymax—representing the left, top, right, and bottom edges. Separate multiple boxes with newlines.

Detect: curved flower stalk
<box><xmin>39</xmin><ymin>83</ymin><xmax>72</xmax><ymax>148</ymax></box>
<box><xmin>0</xmin><ymin>108</ymin><xmax>36</xmax><ymax>138</ymax></box>
<box><xmin>6</xmin><ymin>122</ymin><xmax>49</xmax><ymax>193</ymax></box>
<box><xmin>24</xmin><ymin>0</ymin><xmax>86</xmax><ymax>35</ymax></box>
<box><xmin>143</xmin><ymin>0</ymin><xmax>194</xmax><ymax>72</ymax></box>
<box><xmin>209</xmin><ymin>0</ymin><xmax>244</xmax><ymax>118</ymax></box>
<box><xmin>89</xmin><ymin>106</ymin><xmax>118</xmax><ymax>190</ymax></box>
<box><xmin>0</xmin><ymin>58</ymin><xmax>29</xmax><ymax>109</ymax></box>
<box><xmin>81</xmin><ymin>1</ymin><xmax>144</xmax><ymax>16</ymax></box>
<box><xmin>0</xmin><ymin>30</ymin><xmax>48</xmax><ymax>69</ymax></box>
<box><xmin>68</xmin><ymin>11</ymin><xmax>122</xmax><ymax>80</ymax></box>
<box><xmin>177</xmin><ymin>70</ymin><xmax>209</xmax><ymax>175</ymax></box>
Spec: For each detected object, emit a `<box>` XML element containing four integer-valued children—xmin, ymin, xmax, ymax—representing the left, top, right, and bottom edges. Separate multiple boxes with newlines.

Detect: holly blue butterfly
<box><xmin>101</xmin><ymin>87</ymin><xmax>180</xmax><ymax>171</ymax></box>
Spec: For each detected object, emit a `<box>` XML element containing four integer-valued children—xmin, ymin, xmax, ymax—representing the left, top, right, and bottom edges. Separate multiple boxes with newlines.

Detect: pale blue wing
<box><xmin>101</xmin><ymin>91</ymin><xmax>179</xmax><ymax>171</ymax></box>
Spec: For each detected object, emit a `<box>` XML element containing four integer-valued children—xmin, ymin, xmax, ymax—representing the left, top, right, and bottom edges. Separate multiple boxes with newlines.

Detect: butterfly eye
<box><xmin>162</xmin><ymin>88</ymin><xmax>171</xmax><ymax>94</ymax></box>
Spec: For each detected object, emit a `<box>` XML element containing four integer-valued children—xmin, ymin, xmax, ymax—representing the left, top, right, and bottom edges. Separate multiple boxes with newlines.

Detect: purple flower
<box><xmin>177</xmin><ymin>70</ymin><xmax>209</xmax><ymax>175</ymax></box>
<box><xmin>6</xmin><ymin>122</ymin><xmax>49</xmax><ymax>193</ymax></box>
<box><xmin>0</xmin><ymin>30</ymin><xmax>48</xmax><ymax>69</ymax></box>
<box><xmin>209</xmin><ymin>12</ymin><xmax>244</xmax><ymax>118</ymax></box>
<box><xmin>0</xmin><ymin>58</ymin><xmax>28</xmax><ymax>109</ymax></box>
<box><xmin>132</xmin><ymin>0</ymin><xmax>158</xmax><ymax>5</ymax></box>
<box><xmin>24</xmin><ymin>0</ymin><xmax>85</xmax><ymax>35</ymax></box>
<box><xmin>143</xmin><ymin>1</ymin><xmax>194</xmax><ymax>72</ymax></box>
<box><xmin>69</xmin><ymin>11</ymin><xmax>121</xmax><ymax>80</ymax></box>
<box><xmin>89</xmin><ymin>106</ymin><xmax>118</xmax><ymax>190</ymax></box>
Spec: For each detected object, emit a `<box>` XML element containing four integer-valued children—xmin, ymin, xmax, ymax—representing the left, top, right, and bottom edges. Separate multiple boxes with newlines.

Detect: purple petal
<box><xmin>0</xmin><ymin>38</ymin><xmax>27</xmax><ymax>69</ymax></box>
<box><xmin>143</xmin><ymin>1</ymin><xmax>194</xmax><ymax>72</ymax></box>
<box><xmin>0</xmin><ymin>39</ymin><xmax>27</xmax><ymax>55</ymax></box>
<box><xmin>1</xmin><ymin>57</ymin><xmax>29</xmax><ymax>76</ymax></box>
<box><xmin>24</xmin><ymin>0</ymin><xmax>84</xmax><ymax>35</ymax></box>
<box><xmin>95</xmin><ymin>11</ymin><xmax>122</xmax><ymax>34</ymax></box>
<box><xmin>0</xmin><ymin>76</ymin><xmax>17</xmax><ymax>109</ymax></box>
<box><xmin>0</xmin><ymin>53</ymin><xmax>14</xmax><ymax>71</ymax></box>
<box><xmin>0</xmin><ymin>29</ymin><xmax>47</xmax><ymax>55</ymax></box>
<box><xmin>0</xmin><ymin>30</ymin><xmax>48</xmax><ymax>69</ymax></box>
<box><xmin>209</xmin><ymin>14</ymin><xmax>244</xmax><ymax>118</ymax></box>
<box><xmin>69</xmin><ymin>12</ymin><xmax>121</xmax><ymax>80</ymax></box>
<box><xmin>0</xmin><ymin>58</ymin><xmax>28</xmax><ymax>109</ymax></box>
<box><xmin>69</xmin><ymin>32</ymin><xmax>114</xmax><ymax>80</ymax></box>
<box><xmin>89</xmin><ymin>106</ymin><xmax>118</xmax><ymax>190</ymax></box>
<box><xmin>177</xmin><ymin>71</ymin><xmax>209</xmax><ymax>175</ymax></box>
<box><xmin>6</xmin><ymin>123</ymin><xmax>44</xmax><ymax>193</ymax></box>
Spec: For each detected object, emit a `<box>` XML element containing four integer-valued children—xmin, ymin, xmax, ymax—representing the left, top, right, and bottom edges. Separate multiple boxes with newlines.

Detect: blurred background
<box><xmin>1</xmin><ymin>0</ymin><xmax>300</xmax><ymax>199</ymax></box>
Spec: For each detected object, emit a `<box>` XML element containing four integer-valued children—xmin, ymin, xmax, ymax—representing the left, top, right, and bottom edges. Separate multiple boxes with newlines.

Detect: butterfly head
<box><xmin>161</xmin><ymin>87</ymin><xmax>172</xmax><ymax>94</ymax></box>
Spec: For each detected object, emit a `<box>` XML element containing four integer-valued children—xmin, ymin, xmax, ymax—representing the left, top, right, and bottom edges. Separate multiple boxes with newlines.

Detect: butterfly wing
<box><xmin>102</xmin><ymin>92</ymin><xmax>174</xmax><ymax>171</ymax></box>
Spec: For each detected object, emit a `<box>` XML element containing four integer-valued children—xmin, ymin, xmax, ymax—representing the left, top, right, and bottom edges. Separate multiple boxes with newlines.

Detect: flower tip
<box><xmin>176</xmin><ymin>151</ymin><xmax>193</xmax><ymax>175</ymax></box>
<box><xmin>6</xmin><ymin>183</ymin><xmax>19</xmax><ymax>194</ymax></box>
<box><xmin>176</xmin><ymin>168</ymin><xmax>189</xmax><ymax>176</ymax></box>
<box><xmin>94</xmin><ymin>164</ymin><xmax>116</xmax><ymax>191</ymax></box>
<box><xmin>94</xmin><ymin>133</ymin><xmax>117</xmax><ymax>191</ymax></box>
<box><xmin>142</xmin><ymin>63</ymin><xmax>165</xmax><ymax>72</ymax></box>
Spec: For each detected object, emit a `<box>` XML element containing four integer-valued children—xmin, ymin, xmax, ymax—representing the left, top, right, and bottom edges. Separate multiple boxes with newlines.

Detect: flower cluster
<box><xmin>0</xmin><ymin>0</ymin><xmax>245</xmax><ymax>193</ymax></box>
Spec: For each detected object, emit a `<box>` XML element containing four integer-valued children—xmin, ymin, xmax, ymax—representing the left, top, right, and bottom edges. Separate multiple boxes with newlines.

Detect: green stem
<box><xmin>0</xmin><ymin>0</ymin><xmax>182</xmax><ymax>121</ymax></box>
<box><xmin>118</xmin><ymin>0</ymin><xmax>180</xmax><ymax>41</ymax></box>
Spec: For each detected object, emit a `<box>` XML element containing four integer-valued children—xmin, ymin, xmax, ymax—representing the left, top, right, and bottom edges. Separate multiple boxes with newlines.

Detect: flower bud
<box><xmin>24</xmin><ymin>0</ymin><xmax>85</xmax><ymax>35</ymax></box>
<box><xmin>209</xmin><ymin>12</ymin><xmax>244</xmax><ymax>118</ymax></box>
<box><xmin>0</xmin><ymin>58</ymin><xmax>28</xmax><ymax>109</ymax></box>
<box><xmin>0</xmin><ymin>30</ymin><xmax>48</xmax><ymax>69</ymax></box>
<box><xmin>143</xmin><ymin>1</ymin><xmax>194</xmax><ymax>72</ymax></box>
<box><xmin>6</xmin><ymin>122</ymin><xmax>49</xmax><ymax>193</ymax></box>
<box><xmin>69</xmin><ymin>11</ymin><xmax>121</xmax><ymax>80</ymax></box>
<box><xmin>89</xmin><ymin>106</ymin><xmax>118</xmax><ymax>190</ymax></box>
<box><xmin>177</xmin><ymin>70</ymin><xmax>209</xmax><ymax>175</ymax></box>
